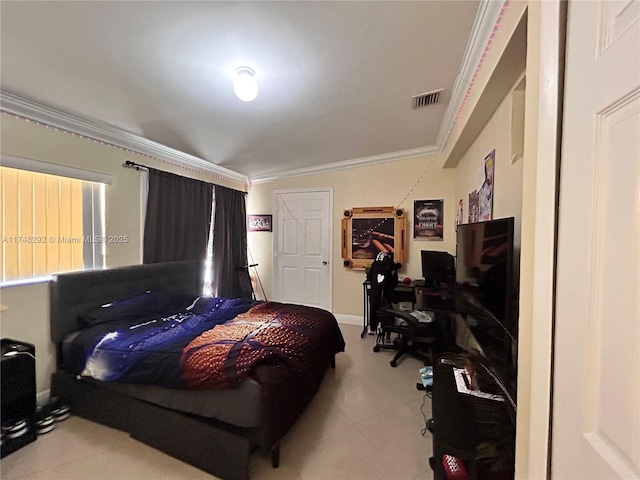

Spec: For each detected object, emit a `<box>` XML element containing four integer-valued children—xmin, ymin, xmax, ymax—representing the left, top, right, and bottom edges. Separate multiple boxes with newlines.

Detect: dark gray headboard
<box><xmin>50</xmin><ymin>260</ymin><xmax>202</xmax><ymax>345</ymax></box>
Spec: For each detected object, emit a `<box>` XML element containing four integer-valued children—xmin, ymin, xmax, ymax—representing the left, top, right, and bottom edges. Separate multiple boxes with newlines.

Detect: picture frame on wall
<box><xmin>341</xmin><ymin>206</ymin><xmax>406</xmax><ymax>269</ymax></box>
<box><xmin>414</xmin><ymin>199</ymin><xmax>443</xmax><ymax>241</ymax></box>
<box><xmin>456</xmin><ymin>199</ymin><xmax>463</xmax><ymax>231</ymax></box>
<box><xmin>479</xmin><ymin>149</ymin><xmax>495</xmax><ymax>221</ymax></box>
<box><xmin>468</xmin><ymin>190</ymin><xmax>479</xmax><ymax>223</ymax></box>
<box><xmin>247</xmin><ymin>214</ymin><xmax>272</xmax><ymax>232</ymax></box>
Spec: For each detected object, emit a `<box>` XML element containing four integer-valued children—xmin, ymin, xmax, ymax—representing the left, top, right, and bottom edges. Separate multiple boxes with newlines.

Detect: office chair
<box><xmin>369</xmin><ymin>252</ymin><xmax>436</xmax><ymax>367</ymax></box>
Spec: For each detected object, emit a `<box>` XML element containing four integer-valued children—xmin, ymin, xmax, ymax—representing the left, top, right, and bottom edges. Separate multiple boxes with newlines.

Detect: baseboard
<box><xmin>333</xmin><ymin>314</ymin><xmax>362</xmax><ymax>326</ymax></box>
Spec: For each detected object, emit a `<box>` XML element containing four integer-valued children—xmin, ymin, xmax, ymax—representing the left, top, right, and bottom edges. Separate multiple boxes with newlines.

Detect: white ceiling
<box><xmin>1</xmin><ymin>1</ymin><xmax>483</xmax><ymax>182</ymax></box>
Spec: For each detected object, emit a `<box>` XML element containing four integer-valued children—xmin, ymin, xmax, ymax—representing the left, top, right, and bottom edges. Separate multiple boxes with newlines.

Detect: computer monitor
<box><xmin>421</xmin><ymin>250</ymin><xmax>455</xmax><ymax>288</ymax></box>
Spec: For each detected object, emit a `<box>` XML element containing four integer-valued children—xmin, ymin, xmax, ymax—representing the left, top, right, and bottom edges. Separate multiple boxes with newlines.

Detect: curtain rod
<box><xmin>123</xmin><ymin>160</ymin><xmax>149</xmax><ymax>171</ymax></box>
<box><xmin>123</xmin><ymin>160</ymin><xmax>247</xmax><ymax>194</ymax></box>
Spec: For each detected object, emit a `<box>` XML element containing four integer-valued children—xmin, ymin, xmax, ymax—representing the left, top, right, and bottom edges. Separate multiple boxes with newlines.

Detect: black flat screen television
<box><xmin>454</xmin><ymin>216</ymin><xmax>518</xmax><ymax>401</ymax></box>
<box><xmin>420</xmin><ymin>250</ymin><xmax>455</xmax><ymax>288</ymax></box>
<box><xmin>454</xmin><ymin>217</ymin><xmax>515</xmax><ymax>334</ymax></box>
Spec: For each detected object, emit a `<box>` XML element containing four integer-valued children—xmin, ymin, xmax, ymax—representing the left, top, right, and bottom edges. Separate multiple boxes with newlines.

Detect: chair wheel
<box><xmin>373</xmin><ymin>345</ymin><xmax>381</xmax><ymax>352</ymax></box>
<box><xmin>390</xmin><ymin>359</ymin><xmax>397</xmax><ymax>367</ymax></box>
<box><xmin>426</xmin><ymin>417</ymin><xmax>435</xmax><ymax>433</ymax></box>
<box><xmin>270</xmin><ymin>444</ymin><xmax>280</xmax><ymax>468</ymax></box>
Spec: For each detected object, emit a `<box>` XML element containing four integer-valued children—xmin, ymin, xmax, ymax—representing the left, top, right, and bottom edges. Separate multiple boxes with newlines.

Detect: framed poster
<box><xmin>414</xmin><ymin>199</ymin><xmax>443</xmax><ymax>240</ymax></box>
<box><xmin>247</xmin><ymin>214</ymin><xmax>272</xmax><ymax>232</ymax></box>
<box><xmin>468</xmin><ymin>190</ymin><xmax>479</xmax><ymax>223</ymax></box>
<box><xmin>456</xmin><ymin>199</ymin><xmax>463</xmax><ymax>231</ymax></box>
<box><xmin>479</xmin><ymin>149</ymin><xmax>495</xmax><ymax>221</ymax></box>
<box><xmin>341</xmin><ymin>206</ymin><xmax>406</xmax><ymax>269</ymax></box>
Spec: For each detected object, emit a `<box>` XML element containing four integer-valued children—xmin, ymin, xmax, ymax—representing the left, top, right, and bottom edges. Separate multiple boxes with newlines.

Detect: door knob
<box><xmin>322</xmin><ymin>261</ymin><xmax>328</xmax><ymax>265</ymax></box>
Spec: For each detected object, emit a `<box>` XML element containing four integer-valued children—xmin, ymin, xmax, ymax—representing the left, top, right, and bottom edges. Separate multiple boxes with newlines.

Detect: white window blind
<box><xmin>1</xmin><ymin>165</ymin><xmax>105</xmax><ymax>284</ymax></box>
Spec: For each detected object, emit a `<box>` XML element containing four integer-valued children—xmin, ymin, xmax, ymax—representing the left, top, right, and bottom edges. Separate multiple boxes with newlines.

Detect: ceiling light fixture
<box><xmin>233</xmin><ymin>67</ymin><xmax>258</xmax><ymax>102</ymax></box>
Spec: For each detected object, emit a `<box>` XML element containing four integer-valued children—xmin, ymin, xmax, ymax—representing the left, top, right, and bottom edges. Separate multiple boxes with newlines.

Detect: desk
<box><xmin>415</xmin><ymin>286</ymin><xmax>455</xmax><ymax>312</ymax></box>
<box><xmin>361</xmin><ymin>280</ymin><xmax>454</xmax><ymax>338</ymax></box>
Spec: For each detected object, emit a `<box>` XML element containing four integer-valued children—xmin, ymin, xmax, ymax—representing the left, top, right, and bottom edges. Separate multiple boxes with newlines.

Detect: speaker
<box><xmin>1</xmin><ymin>339</ymin><xmax>37</xmax><ymax>457</ymax></box>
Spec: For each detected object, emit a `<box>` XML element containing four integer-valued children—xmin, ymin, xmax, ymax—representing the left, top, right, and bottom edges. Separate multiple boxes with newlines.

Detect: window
<box><xmin>1</xmin><ymin>161</ymin><xmax>107</xmax><ymax>284</ymax></box>
<box><xmin>203</xmin><ymin>193</ymin><xmax>215</xmax><ymax>296</ymax></box>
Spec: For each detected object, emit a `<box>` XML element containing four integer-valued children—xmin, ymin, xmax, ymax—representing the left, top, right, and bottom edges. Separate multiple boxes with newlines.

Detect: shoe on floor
<box><xmin>34</xmin><ymin>407</ymin><xmax>55</xmax><ymax>435</ymax></box>
<box><xmin>47</xmin><ymin>397</ymin><xmax>71</xmax><ymax>422</ymax></box>
<box><xmin>2</xmin><ymin>419</ymin><xmax>30</xmax><ymax>439</ymax></box>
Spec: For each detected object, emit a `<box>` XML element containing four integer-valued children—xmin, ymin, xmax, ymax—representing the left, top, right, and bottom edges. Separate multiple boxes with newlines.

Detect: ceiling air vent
<box><xmin>412</xmin><ymin>89</ymin><xmax>443</xmax><ymax>109</ymax></box>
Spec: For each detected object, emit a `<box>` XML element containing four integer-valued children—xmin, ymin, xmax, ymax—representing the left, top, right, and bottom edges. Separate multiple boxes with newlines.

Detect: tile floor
<box><xmin>0</xmin><ymin>324</ymin><xmax>434</xmax><ymax>480</ymax></box>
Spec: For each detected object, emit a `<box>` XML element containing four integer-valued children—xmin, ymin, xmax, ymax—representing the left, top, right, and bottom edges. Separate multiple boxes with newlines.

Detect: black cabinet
<box><xmin>1</xmin><ymin>338</ymin><xmax>37</xmax><ymax>457</ymax></box>
<box><xmin>429</xmin><ymin>312</ymin><xmax>517</xmax><ymax>480</ymax></box>
<box><xmin>431</xmin><ymin>355</ymin><xmax>516</xmax><ymax>479</ymax></box>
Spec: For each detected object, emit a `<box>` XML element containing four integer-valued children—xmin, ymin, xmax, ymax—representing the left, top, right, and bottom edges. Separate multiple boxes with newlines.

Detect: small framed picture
<box><xmin>247</xmin><ymin>214</ymin><xmax>272</xmax><ymax>232</ymax></box>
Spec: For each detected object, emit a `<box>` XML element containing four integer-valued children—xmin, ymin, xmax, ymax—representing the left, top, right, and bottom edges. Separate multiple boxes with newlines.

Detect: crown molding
<box><xmin>0</xmin><ymin>90</ymin><xmax>249</xmax><ymax>186</ymax></box>
<box><xmin>249</xmin><ymin>145</ymin><xmax>440</xmax><ymax>184</ymax></box>
<box><xmin>436</xmin><ymin>0</ymin><xmax>507</xmax><ymax>150</ymax></box>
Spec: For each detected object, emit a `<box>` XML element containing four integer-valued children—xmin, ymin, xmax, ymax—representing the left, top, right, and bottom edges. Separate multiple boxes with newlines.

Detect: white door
<box><xmin>273</xmin><ymin>188</ymin><xmax>332</xmax><ymax>311</ymax></box>
<box><xmin>552</xmin><ymin>1</ymin><xmax>640</xmax><ymax>478</ymax></box>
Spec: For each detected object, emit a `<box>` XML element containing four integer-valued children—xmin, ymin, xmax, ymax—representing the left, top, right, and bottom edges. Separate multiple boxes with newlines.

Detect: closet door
<box><xmin>273</xmin><ymin>188</ymin><xmax>332</xmax><ymax>311</ymax></box>
<box><xmin>553</xmin><ymin>1</ymin><xmax>640</xmax><ymax>478</ymax></box>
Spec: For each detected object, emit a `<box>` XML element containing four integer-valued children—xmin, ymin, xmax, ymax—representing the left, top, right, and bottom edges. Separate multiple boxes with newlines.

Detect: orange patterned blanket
<box><xmin>181</xmin><ymin>301</ymin><xmax>344</xmax><ymax>390</ymax></box>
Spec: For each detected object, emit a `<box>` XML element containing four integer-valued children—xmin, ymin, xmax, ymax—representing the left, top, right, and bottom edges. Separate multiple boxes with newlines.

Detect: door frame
<box><xmin>272</xmin><ymin>186</ymin><xmax>333</xmax><ymax>311</ymax></box>
<box><xmin>516</xmin><ymin>1</ymin><xmax>565</xmax><ymax>478</ymax></box>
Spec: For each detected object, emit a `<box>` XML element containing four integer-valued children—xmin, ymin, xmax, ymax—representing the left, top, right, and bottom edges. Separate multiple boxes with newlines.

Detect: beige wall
<box><xmin>1</xmin><ymin>282</ymin><xmax>52</xmax><ymax>399</ymax></box>
<box><xmin>1</xmin><ymin>115</ymin><xmax>243</xmax><ymax>267</ymax></box>
<box><xmin>248</xmin><ymin>81</ymin><xmax>526</xmax><ymax>319</ymax></box>
<box><xmin>247</xmin><ymin>154</ymin><xmax>457</xmax><ymax>317</ymax></box>
<box><xmin>0</xmin><ymin>114</ymin><xmax>241</xmax><ymax>396</ymax></box>
<box><xmin>453</xmin><ymin>77</ymin><xmax>525</xmax><ymax>254</ymax></box>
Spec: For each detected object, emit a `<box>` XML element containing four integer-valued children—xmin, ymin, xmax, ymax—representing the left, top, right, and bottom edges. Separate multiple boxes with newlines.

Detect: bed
<box><xmin>49</xmin><ymin>260</ymin><xmax>345</xmax><ymax>480</ymax></box>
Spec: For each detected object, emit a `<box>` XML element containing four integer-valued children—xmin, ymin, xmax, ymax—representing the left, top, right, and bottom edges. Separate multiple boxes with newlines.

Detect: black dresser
<box><xmin>429</xmin><ymin>309</ymin><xmax>517</xmax><ymax>480</ymax></box>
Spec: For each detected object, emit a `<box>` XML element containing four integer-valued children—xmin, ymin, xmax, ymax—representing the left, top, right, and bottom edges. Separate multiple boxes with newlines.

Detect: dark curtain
<box><xmin>211</xmin><ymin>185</ymin><xmax>253</xmax><ymax>299</ymax></box>
<box><xmin>143</xmin><ymin>168</ymin><xmax>213</xmax><ymax>264</ymax></box>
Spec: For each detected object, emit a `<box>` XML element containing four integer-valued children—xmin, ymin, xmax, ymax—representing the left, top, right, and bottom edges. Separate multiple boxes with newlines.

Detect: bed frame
<box><xmin>49</xmin><ymin>261</ymin><xmax>278</xmax><ymax>480</ymax></box>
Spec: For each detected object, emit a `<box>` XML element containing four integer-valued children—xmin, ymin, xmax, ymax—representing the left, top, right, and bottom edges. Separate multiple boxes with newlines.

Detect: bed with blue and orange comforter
<box><xmin>50</xmin><ymin>261</ymin><xmax>344</xmax><ymax>480</ymax></box>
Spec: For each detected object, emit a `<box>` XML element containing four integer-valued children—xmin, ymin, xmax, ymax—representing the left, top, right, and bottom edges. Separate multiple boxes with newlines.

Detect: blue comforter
<box><xmin>70</xmin><ymin>295</ymin><xmax>257</xmax><ymax>388</ymax></box>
